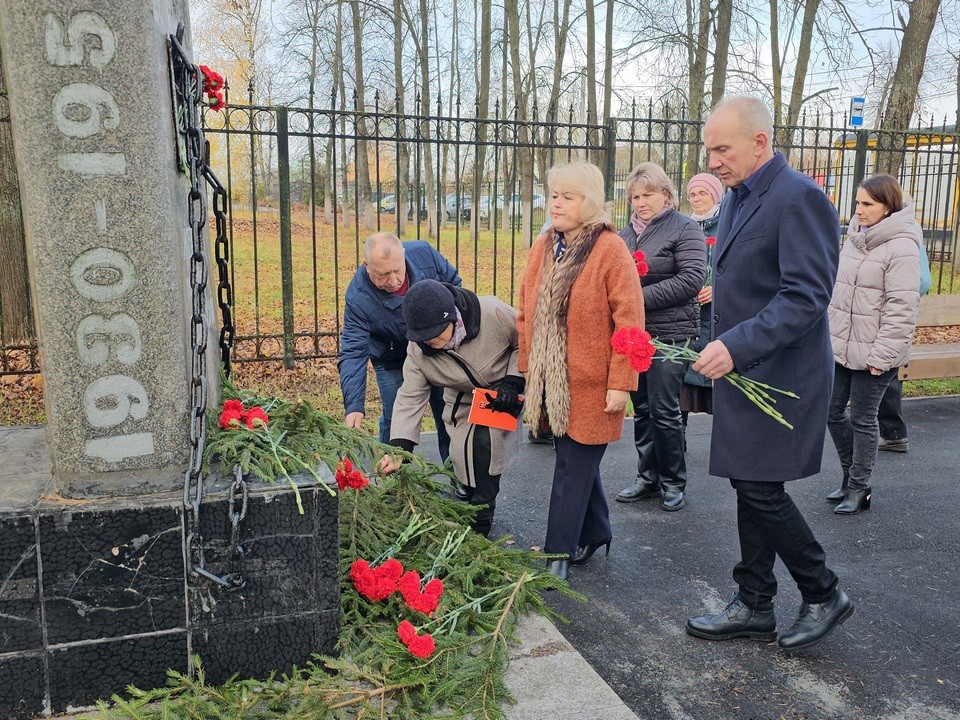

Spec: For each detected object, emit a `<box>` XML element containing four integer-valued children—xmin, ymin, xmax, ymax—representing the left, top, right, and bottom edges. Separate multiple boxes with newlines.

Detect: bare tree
<box><xmin>349</xmin><ymin>0</ymin><xmax>375</xmax><ymax>229</ymax></box>
<box><xmin>877</xmin><ymin>0</ymin><xmax>942</xmax><ymax>175</ymax></box>
<box><xmin>393</xmin><ymin>0</ymin><xmax>409</xmax><ymax>235</ymax></box>
<box><xmin>417</xmin><ymin>0</ymin><xmax>438</xmax><ymax>236</ymax></box>
<box><xmin>767</xmin><ymin>0</ymin><xmax>822</xmax><ymax>148</ymax></box>
<box><xmin>710</xmin><ymin>0</ymin><xmax>733</xmax><ymax>104</ymax></box>
<box><xmin>0</xmin><ymin>42</ymin><xmax>32</xmax><ymax>344</ymax></box>
<box><xmin>584</xmin><ymin>0</ymin><xmax>599</xmax><ymax>163</ymax></box>
<box><xmin>471</xmin><ymin>0</ymin><xmax>494</xmax><ymax>243</ymax></box>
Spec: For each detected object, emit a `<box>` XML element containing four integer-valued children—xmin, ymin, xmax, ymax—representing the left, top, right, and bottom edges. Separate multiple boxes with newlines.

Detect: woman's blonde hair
<box><xmin>624</xmin><ymin>162</ymin><xmax>678</xmax><ymax>209</ymax></box>
<box><xmin>547</xmin><ymin>161</ymin><xmax>613</xmax><ymax>227</ymax></box>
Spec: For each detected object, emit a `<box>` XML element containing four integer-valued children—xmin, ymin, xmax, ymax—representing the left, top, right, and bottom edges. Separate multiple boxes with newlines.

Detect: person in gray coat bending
<box><xmin>685</xmin><ymin>96</ymin><xmax>853</xmax><ymax>652</ymax></box>
<box><xmin>826</xmin><ymin>174</ymin><xmax>921</xmax><ymax>514</ymax></box>
<box><xmin>615</xmin><ymin>162</ymin><xmax>706</xmax><ymax>512</ymax></box>
<box><xmin>377</xmin><ymin>280</ymin><xmax>523</xmax><ymax>536</ymax></box>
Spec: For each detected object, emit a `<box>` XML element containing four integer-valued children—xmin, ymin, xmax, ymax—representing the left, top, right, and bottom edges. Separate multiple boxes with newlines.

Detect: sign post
<box><xmin>849</xmin><ymin>96</ymin><xmax>866</xmax><ymax>127</ymax></box>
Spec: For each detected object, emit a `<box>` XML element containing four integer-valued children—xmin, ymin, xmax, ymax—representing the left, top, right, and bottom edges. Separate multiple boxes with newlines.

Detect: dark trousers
<box><xmin>544</xmin><ymin>435</ymin><xmax>610</xmax><ymax>556</ymax></box>
<box><xmin>468</xmin><ymin>425</ymin><xmax>501</xmax><ymax>535</ymax></box>
<box><xmin>731</xmin><ymin>479</ymin><xmax>838</xmax><ymax>610</ymax></box>
<box><xmin>827</xmin><ymin>364</ymin><xmax>898</xmax><ymax>489</ymax></box>
<box><xmin>878</xmin><ymin>376</ymin><xmax>907</xmax><ymax>441</ymax></box>
<box><xmin>630</xmin><ymin>349</ymin><xmax>688</xmax><ymax>492</ymax></box>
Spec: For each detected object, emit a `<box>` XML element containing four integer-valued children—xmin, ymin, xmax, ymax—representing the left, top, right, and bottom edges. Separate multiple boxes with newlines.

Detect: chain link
<box><xmin>170</xmin><ymin>24</ymin><xmax>244</xmax><ymax>594</ymax></box>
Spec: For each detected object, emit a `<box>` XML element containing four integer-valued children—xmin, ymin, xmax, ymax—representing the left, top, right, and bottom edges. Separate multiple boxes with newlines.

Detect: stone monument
<box><xmin>0</xmin><ymin>2</ymin><xmax>338</xmax><ymax>716</ymax></box>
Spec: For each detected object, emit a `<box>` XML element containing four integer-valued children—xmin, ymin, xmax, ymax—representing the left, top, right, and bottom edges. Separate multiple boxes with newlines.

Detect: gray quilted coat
<box><xmin>828</xmin><ymin>202</ymin><xmax>922</xmax><ymax>372</ymax></box>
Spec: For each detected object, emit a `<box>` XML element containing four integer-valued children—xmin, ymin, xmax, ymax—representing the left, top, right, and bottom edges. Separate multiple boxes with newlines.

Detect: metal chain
<box><xmin>170</xmin><ymin>24</ymin><xmax>245</xmax><ymax>593</ymax></box>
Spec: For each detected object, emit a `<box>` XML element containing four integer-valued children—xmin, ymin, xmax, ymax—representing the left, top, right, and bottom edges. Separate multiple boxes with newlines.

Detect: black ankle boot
<box><xmin>826</xmin><ymin>477</ymin><xmax>848</xmax><ymax>503</ymax></box>
<box><xmin>834</xmin><ymin>487</ymin><xmax>872</xmax><ymax>515</ymax></box>
<box><xmin>571</xmin><ymin>538</ymin><xmax>612</xmax><ymax>565</ymax></box>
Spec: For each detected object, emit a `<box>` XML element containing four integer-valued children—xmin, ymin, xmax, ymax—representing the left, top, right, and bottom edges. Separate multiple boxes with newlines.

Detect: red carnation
<box><xmin>705</xmin><ymin>236</ymin><xmax>717</xmax><ymax>247</ymax></box>
<box><xmin>199</xmin><ymin>65</ymin><xmax>224</xmax><ymax>92</ymax></box>
<box><xmin>406</xmin><ymin>632</ymin><xmax>436</xmax><ymax>659</ymax></box>
<box><xmin>209</xmin><ymin>90</ymin><xmax>225</xmax><ymax>112</ymax></box>
<box><xmin>398</xmin><ymin>620</ymin><xmax>417</xmax><ymax>644</ymax></box>
<box><xmin>399</xmin><ymin>570</ymin><xmax>444</xmax><ymax>614</ymax></box>
<box><xmin>349</xmin><ymin>560</ymin><xmax>378</xmax><ymax>599</ymax></box>
<box><xmin>242</xmin><ymin>406</ymin><xmax>269</xmax><ymax>430</ymax></box>
<box><xmin>377</xmin><ymin>558</ymin><xmax>404</xmax><ymax>583</ymax></box>
<box><xmin>397</xmin><ymin>620</ymin><xmax>436</xmax><ymax>659</ymax></box>
<box><xmin>335</xmin><ymin>458</ymin><xmax>369</xmax><ymax>491</ymax></box>
<box><xmin>632</xmin><ymin>250</ymin><xmax>648</xmax><ymax>277</ymax></box>
<box><xmin>610</xmin><ymin>326</ymin><xmax>656</xmax><ymax>373</ymax></box>
<box><xmin>219</xmin><ymin>399</ymin><xmax>244</xmax><ymax>429</ymax></box>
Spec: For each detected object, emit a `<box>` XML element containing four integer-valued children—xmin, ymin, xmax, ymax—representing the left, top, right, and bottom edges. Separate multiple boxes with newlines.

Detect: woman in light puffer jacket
<box><xmin>826</xmin><ymin>175</ymin><xmax>921</xmax><ymax>515</ymax></box>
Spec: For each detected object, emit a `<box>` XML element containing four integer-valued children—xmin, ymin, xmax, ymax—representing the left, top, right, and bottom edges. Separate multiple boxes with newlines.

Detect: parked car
<box><xmin>445</xmin><ymin>192</ymin><xmax>471</xmax><ymax>220</ymax></box>
<box><xmin>376</xmin><ymin>194</ymin><xmax>396</xmax><ymax>213</ymax></box>
<box><xmin>477</xmin><ymin>193</ymin><xmax>545</xmax><ymax>220</ymax></box>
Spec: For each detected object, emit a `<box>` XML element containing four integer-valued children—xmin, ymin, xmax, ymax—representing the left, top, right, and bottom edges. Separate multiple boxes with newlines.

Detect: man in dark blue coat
<box><xmin>338</xmin><ymin>232</ymin><xmax>460</xmax><ymax>463</ymax></box>
<box><xmin>685</xmin><ymin>97</ymin><xmax>854</xmax><ymax>651</ymax></box>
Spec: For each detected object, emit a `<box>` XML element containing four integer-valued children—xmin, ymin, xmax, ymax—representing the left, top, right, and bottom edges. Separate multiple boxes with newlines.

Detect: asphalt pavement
<box><xmin>426</xmin><ymin>395</ymin><xmax>960</xmax><ymax>720</ymax></box>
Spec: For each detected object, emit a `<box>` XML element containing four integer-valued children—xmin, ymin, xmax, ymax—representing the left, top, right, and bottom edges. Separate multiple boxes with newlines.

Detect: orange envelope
<box><xmin>468</xmin><ymin>388</ymin><xmax>521</xmax><ymax>432</ymax></box>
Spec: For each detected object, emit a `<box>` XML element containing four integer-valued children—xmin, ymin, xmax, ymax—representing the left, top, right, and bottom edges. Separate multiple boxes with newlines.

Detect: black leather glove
<box><xmin>485</xmin><ymin>375</ymin><xmax>525</xmax><ymax>417</ymax></box>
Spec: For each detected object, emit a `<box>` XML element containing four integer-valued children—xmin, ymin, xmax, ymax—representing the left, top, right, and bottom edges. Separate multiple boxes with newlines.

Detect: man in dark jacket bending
<box><xmin>338</xmin><ymin>232</ymin><xmax>460</xmax><ymax>462</ymax></box>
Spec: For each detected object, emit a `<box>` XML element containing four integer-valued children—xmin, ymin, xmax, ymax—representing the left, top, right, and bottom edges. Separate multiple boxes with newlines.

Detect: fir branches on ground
<box><xmin>87</xmin><ymin>381</ymin><xmax>579</xmax><ymax>720</ymax></box>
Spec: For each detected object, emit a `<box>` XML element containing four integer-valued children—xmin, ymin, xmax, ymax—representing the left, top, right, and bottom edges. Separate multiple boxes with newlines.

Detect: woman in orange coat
<box><xmin>518</xmin><ymin>161</ymin><xmax>645</xmax><ymax>580</ymax></box>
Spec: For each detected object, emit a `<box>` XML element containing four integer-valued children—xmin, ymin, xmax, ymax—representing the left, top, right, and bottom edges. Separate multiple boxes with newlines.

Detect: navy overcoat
<box><xmin>709</xmin><ymin>153</ymin><xmax>839</xmax><ymax>482</ymax></box>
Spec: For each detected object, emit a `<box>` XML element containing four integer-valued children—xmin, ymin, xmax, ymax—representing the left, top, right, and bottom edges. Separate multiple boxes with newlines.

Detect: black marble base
<box><xmin>0</xmin><ymin>469</ymin><xmax>339</xmax><ymax>718</ymax></box>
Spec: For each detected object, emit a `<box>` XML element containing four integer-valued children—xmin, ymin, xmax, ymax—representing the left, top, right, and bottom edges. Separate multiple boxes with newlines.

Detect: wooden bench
<box><xmin>899</xmin><ymin>294</ymin><xmax>960</xmax><ymax>380</ymax></box>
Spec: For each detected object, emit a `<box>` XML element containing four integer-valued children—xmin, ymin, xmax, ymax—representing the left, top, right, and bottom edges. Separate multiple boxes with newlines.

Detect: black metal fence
<box><xmin>2</xmin><ymin>91</ymin><xmax>958</xmax><ymax>375</ymax></box>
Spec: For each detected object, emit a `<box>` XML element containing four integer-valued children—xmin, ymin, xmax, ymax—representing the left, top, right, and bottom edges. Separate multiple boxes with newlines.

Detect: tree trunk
<box><xmin>336</xmin><ymin>3</ymin><xmax>351</xmax><ymax>227</ymax></box>
<box><xmin>0</xmin><ymin>41</ymin><xmax>33</xmax><ymax>344</ymax></box>
<box><xmin>418</xmin><ymin>0</ymin><xmax>437</xmax><ymax>238</ymax></box>
<box><xmin>538</xmin><ymin>0</ymin><xmax>572</xmax><ymax>186</ymax></box>
<box><xmin>769</xmin><ymin>0</ymin><xmax>782</xmax><ymax>126</ymax></box>
<box><xmin>783</xmin><ymin>0</ymin><xmax>822</xmax><ymax>152</ymax></box>
<box><xmin>602</xmin><ymin>0</ymin><xmax>613</xmax><ymax>123</ymax></box>
<box><xmin>506</xmin><ymin>0</ymin><xmax>535</xmax><ymax>244</ymax></box>
<box><xmin>585</xmin><ymin>0</ymin><xmax>598</xmax><ymax>164</ymax></box>
<box><xmin>349</xmin><ymin>0</ymin><xmax>374</xmax><ymax>230</ymax></box>
<box><xmin>394</xmin><ymin>0</ymin><xmax>408</xmax><ymax>236</ymax></box>
<box><xmin>683</xmin><ymin>0</ymin><xmax>712</xmax><ymax>180</ymax></box>
<box><xmin>471</xmin><ymin>0</ymin><xmax>493</xmax><ymax>244</ymax></box>
<box><xmin>710</xmin><ymin>0</ymin><xmax>732</xmax><ymax>106</ymax></box>
<box><xmin>877</xmin><ymin>0</ymin><xmax>941</xmax><ymax>176</ymax></box>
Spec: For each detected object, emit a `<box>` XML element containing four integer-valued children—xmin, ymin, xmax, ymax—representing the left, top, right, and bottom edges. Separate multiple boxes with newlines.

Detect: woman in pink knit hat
<box><xmin>680</xmin><ymin>172</ymin><xmax>725</xmax><ymax>426</ymax></box>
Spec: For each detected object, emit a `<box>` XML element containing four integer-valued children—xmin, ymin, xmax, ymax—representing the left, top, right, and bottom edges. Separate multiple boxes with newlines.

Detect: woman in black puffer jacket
<box><xmin>614</xmin><ymin>162</ymin><xmax>706</xmax><ymax>512</ymax></box>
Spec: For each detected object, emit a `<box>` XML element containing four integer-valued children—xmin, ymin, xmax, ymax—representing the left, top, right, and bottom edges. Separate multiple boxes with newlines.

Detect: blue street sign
<box><xmin>850</xmin><ymin>97</ymin><xmax>865</xmax><ymax>127</ymax></box>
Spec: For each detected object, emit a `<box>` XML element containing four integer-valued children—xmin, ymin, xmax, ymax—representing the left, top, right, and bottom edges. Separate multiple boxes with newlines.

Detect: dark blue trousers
<box><xmin>544</xmin><ymin>435</ymin><xmax>611</xmax><ymax>556</ymax></box>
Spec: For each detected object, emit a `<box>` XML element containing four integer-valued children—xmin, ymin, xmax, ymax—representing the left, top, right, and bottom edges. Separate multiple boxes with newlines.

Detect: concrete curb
<box><xmin>505</xmin><ymin>613</ymin><xmax>641</xmax><ymax>720</ymax></box>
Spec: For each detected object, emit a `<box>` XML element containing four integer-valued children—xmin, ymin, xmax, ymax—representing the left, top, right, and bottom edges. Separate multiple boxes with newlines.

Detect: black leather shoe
<box><xmin>546</xmin><ymin>558</ymin><xmax>569</xmax><ymax>581</ymax></box>
<box><xmin>616</xmin><ymin>480</ymin><xmax>661</xmax><ymax>503</ymax></box>
<box><xmin>661</xmin><ymin>490</ymin><xmax>685</xmax><ymax>511</ymax></box>
<box><xmin>834</xmin><ymin>487</ymin><xmax>872</xmax><ymax>514</ymax></box>
<box><xmin>571</xmin><ymin>538</ymin><xmax>612</xmax><ymax>565</ymax></box>
<box><xmin>878</xmin><ymin>437</ymin><xmax>909</xmax><ymax>453</ymax></box>
<box><xmin>778</xmin><ymin>589</ymin><xmax>854</xmax><ymax>651</ymax></box>
<box><xmin>686</xmin><ymin>597</ymin><xmax>777</xmax><ymax>641</ymax></box>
